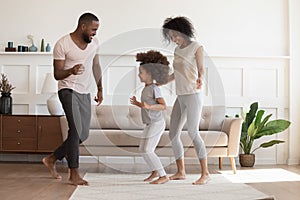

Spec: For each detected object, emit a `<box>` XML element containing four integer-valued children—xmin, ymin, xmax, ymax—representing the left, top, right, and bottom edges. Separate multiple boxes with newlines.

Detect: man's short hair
<box><xmin>78</xmin><ymin>12</ymin><xmax>99</xmax><ymax>25</ymax></box>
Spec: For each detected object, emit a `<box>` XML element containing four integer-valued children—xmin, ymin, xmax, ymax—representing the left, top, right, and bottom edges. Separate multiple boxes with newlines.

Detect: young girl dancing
<box><xmin>130</xmin><ymin>50</ymin><xmax>170</xmax><ymax>184</ymax></box>
<box><xmin>162</xmin><ymin>16</ymin><xmax>210</xmax><ymax>185</ymax></box>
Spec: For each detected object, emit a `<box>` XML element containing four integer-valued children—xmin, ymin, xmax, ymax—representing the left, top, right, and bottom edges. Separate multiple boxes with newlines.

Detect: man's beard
<box><xmin>83</xmin><ymin>34</ymin><xmax>92</xmax><ymax>43</ymax></box>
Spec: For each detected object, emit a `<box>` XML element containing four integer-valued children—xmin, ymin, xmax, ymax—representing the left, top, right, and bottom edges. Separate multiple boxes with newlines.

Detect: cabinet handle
<box><xmin>17</xmin><ymin>130</ymin><xmax>22</xmax><ymax>133</ymax></box>
<box><xmin>17</xmin><ymin>119</ymin><xmax>21</xmax><ymax>123</ymax></box>
<box><xmin>17</xmin><ymin>142</ymin><xmax>21</xmax><ymax>145</ymax></box>
<box><xmin>38</xmin><ymin>126</ymin><xmax>42</xmax><ymax>138</ymax></box>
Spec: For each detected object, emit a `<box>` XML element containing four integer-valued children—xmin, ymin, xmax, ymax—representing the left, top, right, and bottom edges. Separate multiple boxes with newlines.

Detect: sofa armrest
<box><xmin>60</xmin><ymin>116</ymin><xmax>68</xmax><ymax>142</ymax></box>
<box><xmin>221</xmin><ymin>118</ymin><xmax>243</xmax><ymax>156</ymax></box>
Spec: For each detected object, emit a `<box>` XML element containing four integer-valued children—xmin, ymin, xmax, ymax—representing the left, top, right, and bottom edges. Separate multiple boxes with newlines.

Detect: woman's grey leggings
<box><xmin>169</xmin><ymin>93</ymin><xmax>207</xmax><ymax>161</ymax></box>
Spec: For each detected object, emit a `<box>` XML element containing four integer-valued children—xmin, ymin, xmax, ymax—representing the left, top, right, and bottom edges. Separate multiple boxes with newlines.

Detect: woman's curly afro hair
<box><xmin>162</xmin><ymin>16</ymin><xmax>195</xmax><ymax>43</ymax></box>
<box><xmin>136</xmin><ymin>50</ymin><xmax>170</xmax><ymax>85</ymax></box>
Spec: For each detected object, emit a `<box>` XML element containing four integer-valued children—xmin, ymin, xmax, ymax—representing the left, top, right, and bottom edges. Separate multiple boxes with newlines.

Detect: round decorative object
<box><xmin>0</xmin><ymin>92</ymin><xmax>13</xmax><ymax>114</ymax></box>
<box><xmin>47</xmin><ymin>93</ymin><xmax>64</xmax><ymax>115</ymax></box>
<box><xmin>239</xmin><ymin>154</ymin><xmax>255</xmax><ymax>167</ymax></box>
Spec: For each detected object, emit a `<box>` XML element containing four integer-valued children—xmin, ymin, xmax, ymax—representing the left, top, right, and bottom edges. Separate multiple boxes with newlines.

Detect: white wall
<box><xmin>0</xmin><ymin>0</ymin><xmax>288</xmax><ymax>56</ymax></box>
<box><xmin>1</xmin><ymin>0</ymin><xmax>299</xmax><ymax>165</ymax></box>
<box><xmin>288</xmin><ymin>0</ymin><xmax>300</xmax><ymax>165</ymax></box>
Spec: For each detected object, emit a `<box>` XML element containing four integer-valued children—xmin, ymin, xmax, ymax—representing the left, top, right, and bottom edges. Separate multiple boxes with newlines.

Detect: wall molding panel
<box><xmin>0</xmin><ymin>52</ymin><xmax>290</xmax><ymax>165</ymax></box>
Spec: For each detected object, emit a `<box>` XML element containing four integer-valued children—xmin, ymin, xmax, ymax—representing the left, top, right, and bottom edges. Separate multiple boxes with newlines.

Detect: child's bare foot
<box><xmin>192</xmin><ymin>174</ymin><xmax>210</xmax><ymax>185</ymax></box>
<box><xmin>144</xmin><ymin>171</ymin><xmax>159</xmax><ymax>182</ymax></box>
<box><xmin>69</xmin><ymin>168</ymin><xmax>89</xmax><ymax>186</ymax></box>
<box><xmin>169</xmin><ymin>172</ymin><xmax>186</xmax><ymax>180</ymax></box>
<box><xmin>42</xmin><ymin>156</ymin><xmax>62</xmax><ymax>179</ymax></box>
<box><xmin>150</xmin><ymin>176</ymin><xmax>169</xmax><ymax>184</ymax></box>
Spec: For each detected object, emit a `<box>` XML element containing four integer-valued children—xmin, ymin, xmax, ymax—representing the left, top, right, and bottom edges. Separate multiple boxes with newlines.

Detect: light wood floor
<box><xmin>0</xmin><ymin>161</ymin><xmax>300</xmax><ymax>200</ymax></box>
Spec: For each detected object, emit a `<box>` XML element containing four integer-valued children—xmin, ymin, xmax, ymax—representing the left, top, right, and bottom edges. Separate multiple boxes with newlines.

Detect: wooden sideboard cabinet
<box><xmin>0</xmin><ymin>115</ymin><xmax>63</xmax><ymax>153</ymax></box>
<box><xmin>37</xmin><ymin>116</ymin><xmax>62</xmax><ymax>152</ymax></box>
<box><xmin>0</xmin><ymin>117</ymin><xmax>2</xmax><ymax>151</ymax></box>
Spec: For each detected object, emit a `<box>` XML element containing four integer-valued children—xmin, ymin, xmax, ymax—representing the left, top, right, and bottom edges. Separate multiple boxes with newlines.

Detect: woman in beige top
<box><xmin>162</xmin><ymin>16</ymin><xmax>210</xmax><ymax>185</ymax></box>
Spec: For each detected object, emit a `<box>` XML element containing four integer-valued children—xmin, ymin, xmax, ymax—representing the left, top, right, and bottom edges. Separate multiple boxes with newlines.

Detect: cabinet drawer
<box><xmin>3</xmin><ymin>116</ymin><xmax>36</xmax><ymax>126</ymax></box>
<box><xmin>2</xmin><ymin>126</ymin><xmax>36</xmax><ymax>138</ymax></box>
<box><xmin>2</xmin><ymin>116</ymin><xmax>36</xmax><ymax>138</ymax></box>
<box><xmin>2</xmin><ymin>138</ymin><xmax>37</xmax><ymax>151</ymax></box>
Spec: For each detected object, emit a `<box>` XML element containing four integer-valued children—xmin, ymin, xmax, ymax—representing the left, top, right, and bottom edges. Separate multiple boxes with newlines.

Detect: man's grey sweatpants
<box><xmin>54</xmin><ymin>89</ymin><xmax>91</xmax><ymax>169</ymax></box>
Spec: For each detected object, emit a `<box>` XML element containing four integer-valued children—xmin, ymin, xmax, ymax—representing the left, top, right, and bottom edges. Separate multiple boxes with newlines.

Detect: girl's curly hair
<box><xmin>136</xmin><ymin>50</ymin><xmax>170</xmax><ymax>85</ymax></box>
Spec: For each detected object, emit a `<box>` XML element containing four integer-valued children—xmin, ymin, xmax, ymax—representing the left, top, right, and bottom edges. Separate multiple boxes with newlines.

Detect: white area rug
<box><xmin>70</xmin><ymin>173</ymin><xmax>273</xmax><ymax>200</ymax></box>
<box><xmin>220</xmin><ymin>168</ymin><xmax>300</xmax><ymax>183</ymax></box>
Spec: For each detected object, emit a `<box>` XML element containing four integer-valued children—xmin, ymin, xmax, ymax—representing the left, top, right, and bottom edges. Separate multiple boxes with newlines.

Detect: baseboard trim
<box><xmin>287</xmin><ymin>158</ymin><xmax>300</xmax><ymax>165</ymax></box>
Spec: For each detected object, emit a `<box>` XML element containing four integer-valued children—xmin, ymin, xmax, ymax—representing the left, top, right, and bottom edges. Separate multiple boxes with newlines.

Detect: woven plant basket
<box><xmin>239</xmin><ymin>154</ymin><xmax>255</xmax><ymax>167</ymax></box>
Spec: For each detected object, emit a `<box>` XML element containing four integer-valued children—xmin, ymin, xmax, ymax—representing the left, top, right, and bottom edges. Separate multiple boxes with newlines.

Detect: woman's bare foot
<box><xmin>192</xmin><ymin>174</ymin><xmax>210</xmax><ymax>185</ymax></box>
<box><xmin>150</xmin><ymin>176</ymin><xmax>169</xmax><ymax>184</ymax></box>
<box><xmin>144</xmin><ymin>171</ymin><xmax>159</xmax><ymax>182</ymax></box>
<box><xmin>42</xmin><ymin>155</ymin><xmax>62</xmax><ymax>179</ymax></box>
<box><xmin>169</xmin><ymin>172</ymin><xmax>186</xmax><ymax>180</ymax></box>
<box><xmin>69</xmin><ymin>168</ymin><xmax>89</xmax><ymax>186</ymax></box>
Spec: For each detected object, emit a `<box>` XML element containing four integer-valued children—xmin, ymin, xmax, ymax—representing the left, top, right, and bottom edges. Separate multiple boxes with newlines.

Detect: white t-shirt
<box><xmin>173</xmin><ymin>41</ymin><xmax>202</xmax><ymax>95</ymax></box>
<box><xmin>53</xmin><ymin>34</ymin><xmax>100</xmax><ymax>94</ymax></box>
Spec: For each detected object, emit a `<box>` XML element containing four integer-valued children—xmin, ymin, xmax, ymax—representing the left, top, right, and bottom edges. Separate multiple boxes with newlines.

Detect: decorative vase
<box><xmin>29</xmin><ymin>44</ymin><xmax>38</xmax><ymax>52</ymax></box>
<box><xmin>46</xmin><ymin>43</ymin><xmax>51</xmax><ymax>52</ymax></box>
<box><xmin>0</xmin><ymin>92</ymin><xmax>13</xmax><ymax>114</ymax></box>
<box><xmin>41</xmin><ymin>39</ymin><xmax>45</xmax><ymax>52</ymax></box>
<box><xmin>239</xmin><ymin>154</ymin><xmax>255</xmax><ymax>167</ymax></box>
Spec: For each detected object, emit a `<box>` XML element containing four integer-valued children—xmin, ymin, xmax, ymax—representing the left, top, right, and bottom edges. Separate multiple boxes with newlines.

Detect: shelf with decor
<box><xmin>0</xmin><ymin>52</ymin><xmax>52</xmax><ymax>55</ymax></box>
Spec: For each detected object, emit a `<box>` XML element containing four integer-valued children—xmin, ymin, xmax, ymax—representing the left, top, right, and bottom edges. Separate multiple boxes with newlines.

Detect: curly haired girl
<box><xmin>130</xmin><ymin>50</ymin><xmax>170</xmax><ymax>184</ymax></box>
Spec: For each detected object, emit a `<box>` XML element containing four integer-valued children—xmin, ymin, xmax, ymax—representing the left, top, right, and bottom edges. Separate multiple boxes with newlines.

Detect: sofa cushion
<box><xmin>82</xmin><ymin>130</ymin><xmax>228</xmax><ymax>147</ymax></box>
<box><xmin>90</xmin><ymin>105</ymin><xmax>144</xmax><ymax>130</ymax></box>
<box><xmin>91</xmin><ymin>105</ymin><xmax>225</xmax><ymax>131</ymax></box>
<box><xmin>200</xmin><ymin>106</ymin><xmax>225</xmax><ymax>130</ymax></box>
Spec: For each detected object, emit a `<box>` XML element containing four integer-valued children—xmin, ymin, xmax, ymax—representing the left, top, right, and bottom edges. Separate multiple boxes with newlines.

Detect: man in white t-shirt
<box><xmin>42</xmin><ymin>12</ymin><xmax>103</xmax><ymax>186</ymax></box>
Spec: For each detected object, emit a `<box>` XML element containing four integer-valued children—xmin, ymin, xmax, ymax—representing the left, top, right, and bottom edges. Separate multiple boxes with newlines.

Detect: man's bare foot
<box><xmin>192</xmin><ymin>174</ymin><xmax>210</xmax><ymax>185</ymax></box>
<box><xmin>42</xmin><ymin>156</ymin><xmax>62</xmax><ymax>179</ymax></box>
<box><xmin>150</xmin><ymin>176</ymin><xmax>169</xmax><ymax>184</ymax></box>
<box><xmin>144</xmin><ymin>171</ymin><xmax>159</xmax><ymax>182</ymax></box>
<box><xmin>69</xmin><ymin>168</ymin><xmax>89</xmax><ymax>186</ymax></box>
<box><xmin>169</xmin><ymin>172</ymin><xmax>186</xmax><ymax>180</ymax></box>
<box><xmin>69</xmin><ymin>177</ymin><xmax>89</xmax><ymax>186</ymax></box>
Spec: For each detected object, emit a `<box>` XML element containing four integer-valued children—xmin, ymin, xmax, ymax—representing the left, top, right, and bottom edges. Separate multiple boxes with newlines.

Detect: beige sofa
<box><xmin>60</xmin><ymin>105</ymin><xmax>242</xmax><ymax>173</ymax></box>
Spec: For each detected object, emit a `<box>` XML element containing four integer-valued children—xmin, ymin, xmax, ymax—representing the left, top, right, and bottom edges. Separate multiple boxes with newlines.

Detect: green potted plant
<box><xmin>239</xmin><ymin>102</ymin><xmax>291</xmax><ymax>167</ymax></box>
